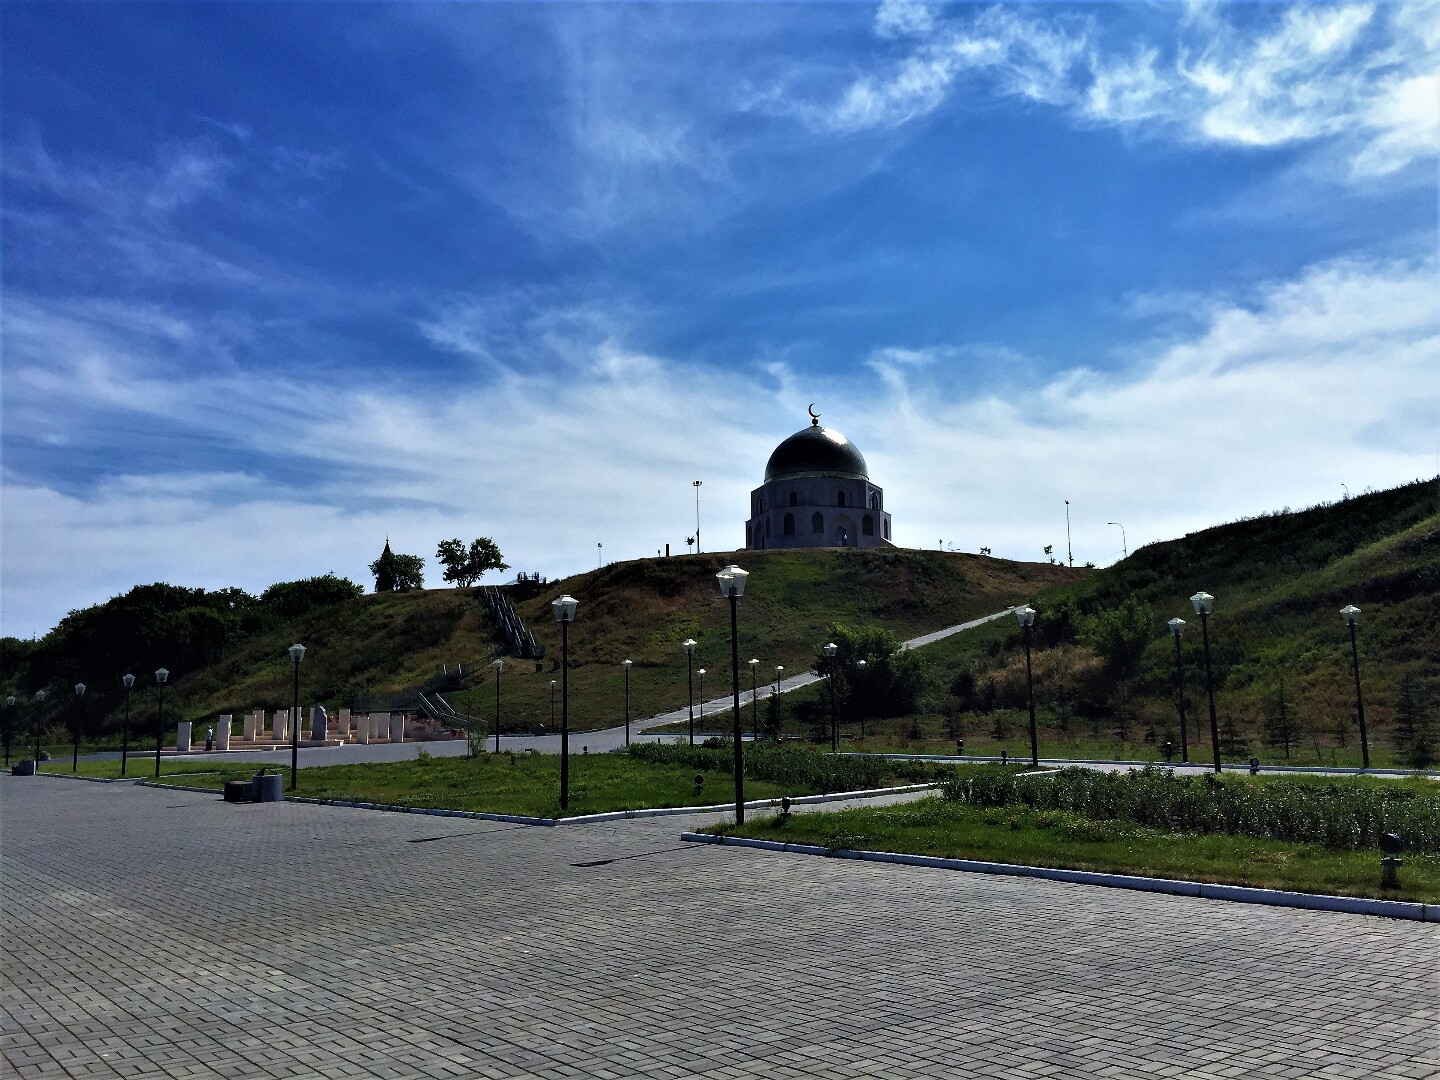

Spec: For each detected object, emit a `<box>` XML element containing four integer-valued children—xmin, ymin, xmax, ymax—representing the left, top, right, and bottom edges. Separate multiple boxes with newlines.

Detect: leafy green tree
<box><xmin>370</xmin><ymin>542</ymin><xmax>425</xmax><ymax>592</ymax></box>
<box><xmin>1078</xmin><ymin>596</ymin><xmax>1154</xmax><ymax>677</ymax></box>
<box><xmin>1032</xmin><ymin>595</ymin><xmax>1082</xmax><ymax>648</ymax></box>
<box><xmin>1393</xmin><ymin>673</ymin><xmax>1436</xmax><ymax>770</ymax></box>
<box><xmin>435</xmin><ymin>537</ymin><xmax>509</xmax><ymax>587</ymax></box>
<box><xmin>812</xmin><ymin>624</ymin><xmax>926</xmax><ymax>720</ymax></box>
<box><xmin>261</xmin><ymin>575</ymin><xmax>364</xmax><ymax>618</ymax></box>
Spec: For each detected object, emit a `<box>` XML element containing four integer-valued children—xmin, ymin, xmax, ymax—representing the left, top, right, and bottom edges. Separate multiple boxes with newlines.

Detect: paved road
<box><xmin>2</xmin><ymin>776</ymin><xmax>1435</xmax><ymax>1079</ymax></box>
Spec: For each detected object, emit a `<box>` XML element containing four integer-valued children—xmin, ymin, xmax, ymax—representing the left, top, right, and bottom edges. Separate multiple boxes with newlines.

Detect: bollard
<box><xmin>1162</xmin><ymin>740</ymin><xmax>1174</xmax><ymax>764</ymax></box>
<box><xmin>779</xmin><ymin>796</ymin><xmax>792</xmax><ymax>823</ymax></box>
<box><xmin>1380</xmin><ymin>833</ymin><xmax>1404</xmax><ymax>889</ymax></box>
<box><xmin>1001</xmin><ymin>749</ymin><xmax>1008</xmax><ymax>765</ymax></box>
<box><xmin>1249</xmin><ymin>756</ymin><xmax>1260</xmax><ymax>775</ymax></box>
<box><xmin>956</xmin><ymin>738</ymin><xmax>964</xmax><ymax>757</ymax></box>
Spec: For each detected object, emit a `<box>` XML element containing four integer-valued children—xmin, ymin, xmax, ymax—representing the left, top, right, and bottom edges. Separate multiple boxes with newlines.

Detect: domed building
<box><xmin>745</xmin><ymin>411</ymin><xmax>892</xmax><ymax>550</ymax></box>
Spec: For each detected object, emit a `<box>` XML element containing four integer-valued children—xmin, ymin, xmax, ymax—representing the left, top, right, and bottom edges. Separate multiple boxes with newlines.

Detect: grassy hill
<box><xmin>53</xmin><ymin>548</ymin><xmax>1078</xmax><ymax>739</ymax></box>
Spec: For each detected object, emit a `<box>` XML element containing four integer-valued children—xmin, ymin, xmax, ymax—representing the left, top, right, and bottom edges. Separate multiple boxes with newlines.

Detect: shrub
<box><xmin>627</xmin><ymin>742</ymin><xmax>951</xmax><ymax>791</ymax></box>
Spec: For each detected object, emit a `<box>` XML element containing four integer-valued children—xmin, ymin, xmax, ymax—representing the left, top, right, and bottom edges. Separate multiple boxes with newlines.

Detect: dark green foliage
<box><xmin>940</xmin><ymin>766</ymin><xmax>1440</xmax><ymax>852</ymax></box>
<box><xmin>1394</xmin><ymin>673</ymin><xmax>1437</xmax><ymax>770</ymax></box>
<box><xmin>812</xmin><ymin>623</ymin><xmax>926</xmax><ymax>720</ymax></box>
<box><xmin>1263</xmin><ymin>677</ymin><xmax>1299</xmax><ymax>759</ymax></box>
<box><xmin>627</xmin><ymin>741</ymin><xmax>951</xmax><ymax>791</ymax></box>
<box><xmin>1032</xmin><ymin>595</ymin><xmax>1082</xmax><ymax>648</ymax></box>
<box><xmin>370</xmin><ymin>541</ymin><xmax>424</xmax><ymax>592</ymax></box>
<box><xmin>260</xmin><ymin>575</ymin><xmax>364</xmax><ymax>619</ymax></box>
<box><xmin>1078</xmin><ymin>596</ymin><xmax>1154</xmax><ymax>676</ymax></box>
<box><xmin>436</xmin><ymin>537</ymin><xmax>509</xmax><ymax>587</ymax></box>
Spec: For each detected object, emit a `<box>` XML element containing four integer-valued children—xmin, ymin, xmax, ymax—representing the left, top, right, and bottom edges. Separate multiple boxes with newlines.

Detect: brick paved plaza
<box><xmin>2</xmin><ymin>776</ymin><xmax>1436</xmax><ymax>1079</ymax></box>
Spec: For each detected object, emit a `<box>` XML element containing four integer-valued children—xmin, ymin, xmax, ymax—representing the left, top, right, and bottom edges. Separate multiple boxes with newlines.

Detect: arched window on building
<box><xmin>870</xmin><ymin>492</ymin><xmax>881</xmax><ymax>510</ymax></box>
<box><xmin>883</xmin><ymin>520</ymin><xmax>890</xmax><ymax>540</ymax></box>
<box><xmin>766</xmin><ymin>518</ymin><xmax>772</xmax><ymax>537</ymax></box>
<box><xmin>746</xmin><ymin>524</ymin><xmax>752</xmax><ymax>546</ymax></box>
<box><xmin>783</xmin><ymin>513</ymin><xmax>795</xmax><ymax>536</ymax></box>
<box><xmin>862</xmin><ymin>515</ymin><xmax>874</xmax><ymax>537</ymax></box>
<box><xmin>837</xmin><ymin>491</ymin><xmax>846</xmax><ymax>508</ymax></box>
<box><xmin>812</xmin><ymin>512</ymin><xmax>824</xmax><ymax>534</ymax></box>
<box><xmin>789</xmin><ymin>491</ymin><xmax>799</xmax><ymax>507</ymax></box>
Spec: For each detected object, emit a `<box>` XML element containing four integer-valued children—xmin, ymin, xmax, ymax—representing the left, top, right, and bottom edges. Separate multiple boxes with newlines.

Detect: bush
<box><xmin>627</xmin><ymin>742</ymin><xmax>951</xmax><ymax>791</ymax></box>
<box><xmin>939</xmin><ymin>766</ymin><xmax>1440</xmax><ymax>853</ymax></box>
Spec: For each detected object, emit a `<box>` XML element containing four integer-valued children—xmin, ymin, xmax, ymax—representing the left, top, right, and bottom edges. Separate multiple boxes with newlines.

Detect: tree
<box><xmin>435</xmin><ymin>537</ymin><xmax>509</xmax><ymax>587</ymax></box>
<box><xmin>370</xmin><ymin>540</ymin><xmax>424</xmax><ymax>592</ymax></box>
<box><xmin>812</xmin><ymin>624</ymin><xmax>926</xmax><ymax>721</ymax></box>
<box><xmin>261</xmin><ymin>575</ymin><xmax>364</xmax><ymax>618</ymax></box>
<box><xmin>1393</xmin><ymin>673</ymin><xmax>1436</xmax><ymax>770</ymax></box>
<box><xmin>1078</xmin><ymin>596</ymin><xmax>1154</xmax><ymax>677</ymax></box>
<box><xmin>1262</xmin><ymin>676</ymin><xmax>1299</xmax><ymax>759</ymax></box>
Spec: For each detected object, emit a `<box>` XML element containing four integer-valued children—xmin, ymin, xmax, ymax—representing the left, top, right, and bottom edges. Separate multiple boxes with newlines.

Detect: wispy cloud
<box><xmin>794</xmin><ymin>2</ymin><xmax>1439</xmax><ymax>179</ymax></box>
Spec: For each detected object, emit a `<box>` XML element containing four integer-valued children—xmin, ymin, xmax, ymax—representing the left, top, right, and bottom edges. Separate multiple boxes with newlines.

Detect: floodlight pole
<box><xmin>121</xmin><ymin>675</ymin><xmax>135</xmax><ymax>776</ymax></box>
<box><xmin>1168</xmin><ymin>623</ymin><xmax>1190</xmax><ymax>764</ymax></box>
<box><xmin>1343</xmin><ymin>607</ymin><xmax>1370</xmax><ymax>770</ymax></box>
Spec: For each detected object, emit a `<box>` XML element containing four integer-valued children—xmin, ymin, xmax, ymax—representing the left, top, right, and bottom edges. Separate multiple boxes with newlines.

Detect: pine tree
<box><xmin>370</xmin><ymin>540</ymin><xmax>397</xmax><ymax>593</ymax></box>
<box><xmin>1393</xmin><ymin>673</ymin><xmax>1436</xmax><ymax>770</ymax></box>
<box><xmin>1263</xmin><ymin>676</ymin><xmax>1299</xmax><ymax>759</ymax></box>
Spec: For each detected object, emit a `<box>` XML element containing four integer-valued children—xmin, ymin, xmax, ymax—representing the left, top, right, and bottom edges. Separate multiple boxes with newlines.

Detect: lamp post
<box><xmin>1016</xmin><ymin>607</ymin><xmax>1039</xmax><ymax>767</ymax></box>
<box><xmin>622</xmin><ymin>659</ymin><xmax>632</xmax><ymax>746</ymax></box>
<box><xmin>153</xmin><ymin>669</ymin><xmax>168</xmax><ymax>777</ymax></box>
<box><xmin>697</xmin><ymin>669</ymin><xmax>706</xmax><ymax>725</ymax></box>
<box><xmin>1108</xmin><ymin>522</ymin><xmax>1127</xmax><ymax>559</ymax></box>
<box><xmin>683</xmin><ymin>639</ymin><xmax>697</xmax><ymax>745</ymax></box>
<box><xmin>549</xmin><ymin>679</ymin><xmax>557</xmax><ymax>729</ymax></box>
<box><xmin>1166</xmin><ymin>619</ymin><xmax>1190</xmax><ymax>764</ymax></box>
<box><xmin>748</xmin><ymin>658</ymin><xmax>759</xmax><ymax>742</ymax></box>
<box><xmin>120</xmin><ymin>674</ymin><xmax>135</xmax><ymax>776</ymax></box>
<box><xmin>717</xmin><ymin>564</ymin><xmax>750</xmax><ymax>824</ymax></box>
<box><xmin>855</xmin><ymin>659</ymin><xmax>867</xmax><ymax>738</ymax></box>
<box><xmin>1065</xmin><ymin>499</ymin><xmax>1073</xmax><ymax>568</ymax></box>
<box><xmin>33</xmin><ymin>689</ymin><xmax>48</xmax><ymax>763</ymax></box>
<box><xmin>552</xmin><ymin>594</ymin><xmax>578</xmax><ymax>812</ymax></box>
<box><xmin>1190</xmin><ymin>592</ymin><xmax>1221</xmax><ymax>773</ymax></box>
<box><xmin>287</xmin><ymin>644</ymin><xmax>305</xmax><ymax>790</ymax></box>
<box><xmin>692</xmin><ymin>480</ymin><xmax>702</xmax><ymax>553</ymax></box>
<box><xmin>823</xmin><ymin>642</ymin><xmax>838</xmax><ymax>752</ymax></box>
<box><xmin>1341</xmin><ymin>605</ymin><xmax>1370</xmax><ymax>770</ymax></box>
<box><xmin>3</xmin><ymin>695</ymin><xmax>13</xmax><ymax>766</ymax></box>
<box><xmin>72</xmin><ymin>683</ymin><xmax>86</xmax><ymax>771</ymax></box>
<box><xmin>492</xmin><ymin>658</ymin><xmax>503</xmax><ymax>753</ymax></box>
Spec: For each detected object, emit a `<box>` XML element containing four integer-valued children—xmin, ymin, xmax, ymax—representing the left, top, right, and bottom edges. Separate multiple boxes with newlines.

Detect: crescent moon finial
<box><xmin>808</xmin><ymin>402</ymin><xmax>820</xmax><ymax>426</ymax></box>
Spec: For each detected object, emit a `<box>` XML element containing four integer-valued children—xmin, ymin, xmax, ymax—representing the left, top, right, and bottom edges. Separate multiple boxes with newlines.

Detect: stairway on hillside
<box><xmin>481</xmin><ymin>585</ymin><xmax>545</xmax><ymax>659</ymax></box>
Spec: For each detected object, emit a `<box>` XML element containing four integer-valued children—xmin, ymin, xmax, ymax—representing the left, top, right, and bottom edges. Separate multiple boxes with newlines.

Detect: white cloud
<box><xmin>799</xmin><ymin>2</ymin><xmax>1439</xmax><ymax>179</ymax></box>
<box><xmin>5</xmin><ymin>256</ymin><xmax>1437</xmax><ymax>638</ymax></box>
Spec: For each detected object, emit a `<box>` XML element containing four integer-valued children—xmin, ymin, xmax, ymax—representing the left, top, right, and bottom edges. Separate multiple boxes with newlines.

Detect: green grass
<box><xmin>714</xmin><ymin>796</ymin><xmax>1440</xmax><ymax>903</ymax></box>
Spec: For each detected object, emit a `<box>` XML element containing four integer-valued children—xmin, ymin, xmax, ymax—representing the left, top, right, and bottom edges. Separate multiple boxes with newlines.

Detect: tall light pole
<box><xmin>1167</xmin><ymin>619</ymin><xmax>1190</xmax><ymax>764</ymax></box>
<box><xmin>748</xmin><ymin>658</ymin><xmax>759</xmax><ymax>742</ymax></box>
<box><xmin>492</xmin><ymin>658</ymin><xmax>503</xmax><ymax>753</ymax></box>
<box><xmin>1065</xmin><ymin>500</ymin><xmax>1073</xmax><ymax>568</ymax></box>
<box><xmin>698</xmin><ymin>669</ymin><xmax>706</xmax><ymax>725</ymax></box>
<box><xmin>597</xmin><ymin>542</ymin><xmax>603</xmax><ymax>568</ymax></box>
<box><xmin>3</xmin><ymin>696</ymin><xmax>13</xmax><ymax>766</ymax></box>
<box><xmin>1341</xmin><ymin>605</ymin><xmax>1370</xmax><ymax>770</ymax></box>
<box><xmin>683</xmin><ymin>639</ymin><xmax>698</xmax><ymax>745</ymax></box>
<box><xmin>549</xmin><ymin>679</ymin><xmax>557</xmax><ymax>729</ymax></box>
<box><xmin>855</xmin><ymin>659</ymin><xmax>867</xmax><ymax>738</ymax></box>
<box><xmin>288</xmin><ymin>644</ymin><xmax>306</xmax><ymax>790</ymax></box>
<box><xmin>153</xmin><ymin>669</ymin><xmax>168</xmax><ymax>777</ymax></box>
<box><xmin>1108</xmin><ymin>521</ymin><xmax>1127</xmax><ymax>559</ymax></box>
<box><xmin>1190</xmin><ymin>592</ymin><xmax>1221</xmax><ymax>773</ymax></box>
<box><xmin>552</xmin><ymin>594</ymin><xmax>578</xmax><ymax>812</ymax></box>
<box><xmin>717</xmin><ymin>564</ymin><xmax>750</xmax><ymax>824</ymax></box>
<box><xmin>622</xmin><ymin>659</ymin><xmax>633</xmax><ymax>746</ymax></box>
<box><xmin>1016</xmin><ymin>607</ymin><xmax>1039</xmax><ymax>767</ymax></box>
<box><xmin>692</xmin><ymin>480</ymin><xmax>702</xmax><ymax>553</ymax></box>
<box><xmin>33</xmin><ymin>689</ymin><xmax>47</xmax><ymax>764</ymax></box>
<box><xmin>121</xmin><ymin>674</ymin><xmax>135</xmax><ymax>776</ymax></box>
<box><xmin>72</xmin><ymin>683</ymin><xmax>86</xmax><ymax>771</ymax></box>
<box><xmin>823</xmin><ymin>642</ymin><xmax>838</xmax><ymax>752</ymax></box>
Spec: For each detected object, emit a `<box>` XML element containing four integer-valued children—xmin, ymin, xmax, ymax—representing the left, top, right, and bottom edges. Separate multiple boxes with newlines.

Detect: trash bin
<box><xmin>12</xmin><ymin>760</ymin><xmax>36</xmax><ymax>776</ymax></box>
<box><xmin>223</xmin><ymin>779</ymin><xmax>252</xmax><ymax>802</ymax></box>
<box><xmin>255</xmin><ymin>772</ymin><xmax>284</xmax><ymax>802</ymax></box>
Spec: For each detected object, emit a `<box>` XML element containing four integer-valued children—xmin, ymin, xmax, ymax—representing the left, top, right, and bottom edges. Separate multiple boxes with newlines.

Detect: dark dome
<box><xmin>765</xmin><ymin>424</ymin><xmax>869</xmax><ymax>482</ymax></box>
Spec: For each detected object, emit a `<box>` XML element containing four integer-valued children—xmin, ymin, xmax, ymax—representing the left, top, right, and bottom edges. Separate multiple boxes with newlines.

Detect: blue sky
<box><xmin>3</xmin><ymin>0</ymin><xmax>1438</xmax><ymax>639</ymax></box>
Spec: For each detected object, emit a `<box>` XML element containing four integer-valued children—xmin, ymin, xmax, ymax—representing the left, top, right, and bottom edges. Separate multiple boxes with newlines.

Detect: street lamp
<box><xmin>622</xmin><ymin>659</ymin><xmax>633</xmax><ymax>746</ymax></box>
<box><xmin>748</xmin><ymin>658</ymin><xmax>760</xmax><ymax>742</ymax></box>
<box><xmin>3</xmin><ymin>695</ymin><xmax>13</xmax><ymax>766</ymax></box>
<box><xmin>717</xmin><ymin>564</ymin><xmax>750</xmax><ymax>824</ymax></box>
<box><xmin>72</xmin><ymin>683</ymin><xmax>86</xmax><ymax>772</ymax></box>
<box><xmin>492</xmin><ymin>658</ymin><xmax>503</xmax><ymax>753</ymax></box>
<box><xmin>855</xmin><ymin>659</ymin><xmax>868</xmax><ymax>738</ymax></box>
<box><xmin>697</xmin><ymin>669</ymin><xmax>706</xmax><ymax>725</ymax></box>
<box><xmin>552</xmin><ymin>594</ymin><xmax>579</xmax><ymax>812</ymax></box>
<box><xmin>1341</xmin><ymin>605</ymin><xmax>1370</xmax><ymax>770</ymax></box>
<box><xmin>1166</xmin><ymin>619</ymin><xmax>1190</xmax><ymax>764</ymax></box>
<box><xmin>1107</xmin><ymin>522</ymin><xmax>1127</xmax><ymax>559</ymax></box>
<box><xmin>1016</xmin><ymin>607</ymin><xmax>1039</xmax><ymax>767</ymax></box>
<box><xmin>1190</xmin><ymin>592</ymin><xmax>1221</xmax><ymax>774</ymax></box>
<box><xmin>33</xmin><ymin>689</ymin><xmax>48</xmax><ymax>764</ymax></box>
<box><xmin>823</xmin><ymin>642</ymin><xmax>839</xmax><ymax>752</ymax></box>
<box><xmin>683</xmin><ymin>638</ymin><xmax>698</xmax><ymax>746</ymax></box>
<box><xmin>550</xmin><ymin>679</ymin><xmax>557</xmax><ymax>728</ymax></box>
<box><xmin>287</xmin><ymin>644</ymin><xmax>305</xmax><ymax>790</ymax></box>
<box><xmin>121</xmin><ymin>674</ymin><xmax>135</xmax><ymax>776</ymax></box>
<box><xmin>153</xmin><ymin>669</ymin><xmax>168</xmax><ymax>777</ymax></box>
<box><xmin>692</xmin><ymin>480</ymin><xmax>702</xmax><ymax>553</ymax></box>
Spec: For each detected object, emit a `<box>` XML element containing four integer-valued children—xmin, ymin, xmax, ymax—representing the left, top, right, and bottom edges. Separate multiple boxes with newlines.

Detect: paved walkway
<box><xmin>2</xmin><ymin>776</ymin><xmax>1436</xmax><ymax>1079</ymax></box>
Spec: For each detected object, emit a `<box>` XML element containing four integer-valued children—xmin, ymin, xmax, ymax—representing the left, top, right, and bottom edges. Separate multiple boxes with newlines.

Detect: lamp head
<box><xmin>716</xmin><ymin>564</ymin><xmax>749</xmax><ymax>598</ymax></box>
<box><xmin>823</xmin><ymin>642</ymin><xmax>838</xmax><ymax>658</ymax></box>
<box><xmin>35</xmin><ymin>689</ymin><xmax>46</xmax><ymax>702</ymax></box>
<box><xmin>5</xmin><ymin>696</ymin><xmax>14</xmax><ymax>707</ymax></box>
<box><xmin>550</xmin><ymin>679</ymin><xmax>557</xmax><ymax>689</ymax></box>
<box><xmin>1167</xmin><ymin>617</ymin><xmax>1186</xmax><ymax>637</ymax></box>
<box><xmin>491</xmin><ymin>658</ymin><xmax>503</xmax><ymax>671</ymax></box>
<box><xmin>748</xmin><ymin>658</ymin><xmax>759</xmax><ymax>668</ymax></box>
<box><xmin>623</xmin><ymin>659</ymin><xmax>632</xmax><ymax>669</ymax></box>
<box><xmin>552</xmin><ymin>594</ymin><xmax>579</xmax><ymax>623</ymax></box>
<box><xmin>288</xmin><ymin>643</ymin><xmax>306</xmax><ymax>664</ymax></box>
<box><xmin>74</xmin><ymin>683</ymin><xmax>86</xmax><ymax>697</ymax></box>
<box><xmin>155</xmin><ymin>668</ymin><xmax>169</xmax><ymax>684</ymax></box>
<box><xmin>1015</xmin><ymin>606</ymin><xmax>1036</xmax><ymax>628</ymax></box>
<box><xmin>857</xmin><ymin>660</ymin><xmax>867</xmax><ymax>669</ymax></box>
<box><xmin>1340</xmin><ymin>604</ymin><xmax>1361</xmax><ymax>626</ymax></box>
<box><xmin>1190</xmin><ymin>591</ymin><xmax>1214</xmax><ymax>616</ymax></box>
<box><xmin>683</xmin><ymin>638</ymin><xmax>697</xmax><ymax>655</ymax></box>
<box><xmin>698</xmin><ymin>668</ymin><xmax>706</xmax><ymax>677</ymax></box>
<box><xmin>123</xmin><ymin>673</ymin><xmax>135</xmax><ymax>689</ymax></box>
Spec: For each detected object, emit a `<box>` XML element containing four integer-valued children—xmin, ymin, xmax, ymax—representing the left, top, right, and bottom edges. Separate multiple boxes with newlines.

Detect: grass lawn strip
<box><xmin>705</xmin><ymin>794</ymin><xmax>1440</xmax><ymax>904</ymax></box>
